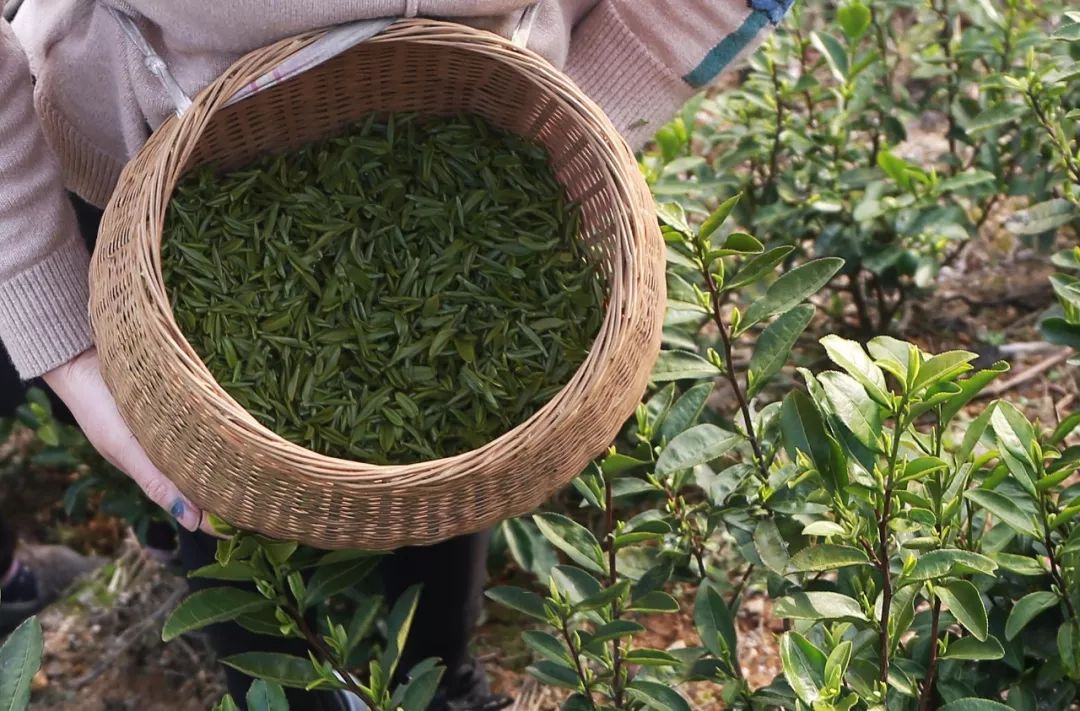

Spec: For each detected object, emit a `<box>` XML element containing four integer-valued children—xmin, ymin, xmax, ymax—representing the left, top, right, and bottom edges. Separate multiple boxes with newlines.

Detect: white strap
<box><xmin>222</xmin><ymin>18</ymin><xmax>394</xmax><ymax>110</ymax></box>
<box><xmin>512</xmin><ymin>3</ymin><xmax>539</xmax><ymax>48</ymax></box>
<box><xmin>110</xmin><ymin>5</ymin><xmax>538</xmax><ymax>118</ymax></box>
<box><xmin>107</xmin><ymin>7</ymin><xmax>192</xmax><ymax>116</ymax></box>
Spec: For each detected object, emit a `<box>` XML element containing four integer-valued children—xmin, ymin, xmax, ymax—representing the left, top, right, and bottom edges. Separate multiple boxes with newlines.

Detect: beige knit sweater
<box><xmin>0</xmin><ymin>0</ymin><xmax>788</xmax><ymax>377</ymax></box>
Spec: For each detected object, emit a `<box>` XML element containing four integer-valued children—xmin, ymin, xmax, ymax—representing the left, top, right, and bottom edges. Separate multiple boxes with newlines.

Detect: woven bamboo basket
<box><xmin>89</xmin><ymin>19</ymin><xmax>665</xmax><ymax>550</ymax></box>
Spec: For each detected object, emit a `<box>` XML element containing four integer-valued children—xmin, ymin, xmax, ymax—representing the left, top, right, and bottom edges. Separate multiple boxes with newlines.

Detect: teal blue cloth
<box><xmin>682</xmin><ymin>0</ymin><xmax>794</xmax><ymax>89</ymax></box>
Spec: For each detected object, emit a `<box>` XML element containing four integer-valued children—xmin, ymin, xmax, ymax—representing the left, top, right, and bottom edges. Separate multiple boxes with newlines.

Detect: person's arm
<box><xmin>0</xmin><ymin>9</ymin><xmax>203</xmax><ymax>532</ymax></box>
<box><xmin>565</xmin><ymin>0</ymin><xmax>791</xmax><ymax>150</ymax></box>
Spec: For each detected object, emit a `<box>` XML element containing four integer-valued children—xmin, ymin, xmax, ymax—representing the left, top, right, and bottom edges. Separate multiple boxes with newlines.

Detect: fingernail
<box><xmin>169</xmin><ymin>497</ymin><xmax>200</xmax><ymax>531</ymax></box>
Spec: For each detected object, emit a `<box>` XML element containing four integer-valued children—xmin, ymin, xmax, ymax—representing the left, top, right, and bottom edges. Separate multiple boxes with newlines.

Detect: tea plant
<box><xmin>492</xmin><ymin>196</ymin><xmax>1080</xmax><ymax>710</ymax></box>
<box><xmin>643</xmin><ymin>0</ymin><xmax>1080</xmax><ymax>335</ymax></box>
<box><xmin>165</xmin><ymin>526</ymin><xmax>443</xmax><ymax>711</ymax></box>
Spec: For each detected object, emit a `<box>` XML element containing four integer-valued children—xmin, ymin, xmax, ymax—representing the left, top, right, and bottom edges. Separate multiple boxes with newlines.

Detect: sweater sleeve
<box><xmin>0</xmin><ymin>11</ymin><xmax>93</xmax><ymax>378</ymax></box>
<box><xmin>564</xmin><ymin>0</ymin><xmax>791</xmax><ymax>150</ymax></box>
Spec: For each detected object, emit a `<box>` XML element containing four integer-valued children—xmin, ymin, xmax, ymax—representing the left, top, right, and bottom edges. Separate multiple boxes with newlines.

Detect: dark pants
<box><xmin>0</xmin><ymin>195</ymin><xmax>490</xmax><ymax>709</ymax></box>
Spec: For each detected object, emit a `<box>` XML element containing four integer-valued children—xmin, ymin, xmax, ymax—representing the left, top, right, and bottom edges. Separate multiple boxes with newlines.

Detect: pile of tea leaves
<box><xmin>162</xmin><ymin>112</ymin><xmax>604</xmax><ymax>465</ymax></box>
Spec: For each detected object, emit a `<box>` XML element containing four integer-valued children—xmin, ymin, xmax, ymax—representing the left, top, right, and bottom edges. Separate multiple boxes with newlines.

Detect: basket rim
<box><xmin>96</xmin><ymin>18</ymin><xmax>655</xmax><ymax>485</ymax></box>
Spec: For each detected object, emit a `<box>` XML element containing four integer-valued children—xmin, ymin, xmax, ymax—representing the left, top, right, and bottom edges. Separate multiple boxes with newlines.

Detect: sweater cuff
<box><xmin>0</xmin><ymin>235</ymin><xmax>93</xmax><ymax>378</ymax></box>
<box><xmin>564</xmin><ymin>2</ymin><xmax>692</xmax><ymax>152</ymax></box>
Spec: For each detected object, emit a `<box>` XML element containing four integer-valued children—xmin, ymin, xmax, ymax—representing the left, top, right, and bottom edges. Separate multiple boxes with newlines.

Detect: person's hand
<box><xmin>43</xmin><ymin>348</ymin><xmax>205</xmax><ymax>532</ymax></box>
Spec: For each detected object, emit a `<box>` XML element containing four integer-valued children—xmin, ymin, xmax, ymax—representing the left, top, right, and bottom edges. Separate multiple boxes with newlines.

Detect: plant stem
<box><xmin>285</xmin><ymin>605</ymin><xmax>378</xmax><ymax>708</ymax></box>
<box><xmin>766</xmin><ymin>53</ymin><xmax>785</xmax><ymax>192</ymax></box>
<box><xmin>1027</xmin><ymin>89</ymin><xmax>1080</xmax><ymax>187</ymax></box>
<box><xmin>701</xmin><ymin>268</ymin><xmax>769</xmax><ymax>481</ymax></box>
<box><xmin>560</xmin><ymin>618</ymin><xmax>595</xmax><ymax>707</ymax></box>
<box><xmin>605</xmin><ymin>480</ymin><xmax>626</xmax><ymax>708</ymax></box>
<box><xmin>877</xmin><ymin>409</ymin><xmax>906</xmax><ymax>685</ymax></box>
<box><xmin>1039</xmin><ymin>493</ymin><xmax>1079</xmax><ymax>624</ymax></box>
<box><xmin>918</xmin><ymin>596</ymin><xmax>943</xmax><ymax>711</ymax></box>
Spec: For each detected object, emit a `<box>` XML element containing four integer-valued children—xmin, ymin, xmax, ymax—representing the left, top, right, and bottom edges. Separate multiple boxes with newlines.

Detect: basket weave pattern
<box><xmin>90</xmin><ymin>20</ymin><xmax>665</xmax><ymax>549</ymax></box>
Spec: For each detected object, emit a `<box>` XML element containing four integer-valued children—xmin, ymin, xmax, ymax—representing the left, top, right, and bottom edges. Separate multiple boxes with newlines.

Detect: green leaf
<box><xmin>577</xmin><ymin>579</ymin><xmax>632</xmax><ymax>612</ymax></box>
<box><xmin>393</xmin><ymin>660</ymin><xmax>445</xmax><ymax>711</ymax></box>
<box><xmin>939</xmin><ymin>700</ymin><xmax>1014</xmax><ymax>711</ymax></box>
<box><xmin>964</xmin><ymin>489</ymin><xmax>1039</xmax><ymax>538</ymax></box>
<box><xmin>381</xmin><ymin>584</ymin><xmax>422</xmax><ymax>682</ymax></box>
<box><xmin>938</xmin><ymin>581</ymin><xmax>988</xmax><ymax>641</ymax></box>
<box><xmin>823</xmin><ymin>640</ymin><xmax>852</xmax><ymax>689</ymax></box>
<box><xmin>1004</xmin><ymin>591</ymin><xmax>1059</xmax><ymax>640</ymax></box>
<box><xmin>162</xmin><ymin>588</ymin><xmax>272</xmax><ymax>642</ymax></box>
<box><xmin>523</xmin><ymin>630</ymin><xmax>571</xmax><ymax>664</ymax></box>
<box><xmin>837</xmin><ymin>0</ymin><xmax>871</xmax><ymax>40</ymax></box>
<box><xmin>913</xmin><ymin>351</ymin><xmax>977</xmax><ymax>392</ymax></box>
<box><xmin>221</xmin><ymin>653</ymin><xmax>324</xmax><ymax>689</ymax></box>
<box><xmin>904</xmin><ymin>549</ymin><xmax>997</xmax><ymax>582</ymax></box>
<box><xmin>626</xmin><ymin>680</ymin><xmax>692</xmax><ymax>711</ymax></box>
<box><xmin>710</xmin><ymin>232</ymin><xmax>764</xmax><ymax>258</ymax></box>
<box><xmin>736</xmin><ymin>259</ymin><xmax>844</xmax><ymax>336</ymax></box>
<box><xmin>753</xmin><ymin>518</ymin><xmax>789</xmax><ymax>575</ymax></box>
<box><xmin>188</xmin><ymin>561</ymin><xmax>262</xmax><ymax>582</ymax></box>
<box><xmin>656</xmin><ymin>202</ymin><xmax>691</xmax><ymax>234</ymax></box>
<box><xmin>964</xmin><ymin>103</ymin><xmax>1027</xmax><ymax>134</ymax></box>
<box><xmin>655</xmin><ymin>424</ymin><xmax>740</xmax><ymax>476</ymax></box>
<box><xmin>501</xmin><ymin>518</ymin><xmax>559</xmax><ymax>581</ymax></box>
<box><xmin>819</xmin><ymin>335</ymin><xmax>889</xmax><ymax>405</ymax></box>
<box><xmin>819</xmin><ymin>371</ymin><xmax>882</xmax><ymax>452</ymax></box>
<box><xmin>533</xmin><ymin>514</ymin><xmax>606</xmax><ymax>574</ymax></box>
<box><xmin>651</xmin><ymin>350</ymin><xmax>722</xmax><ymax>382</ymax></box>
<box><xmin>942</xmin><ymin>635</ymin><xmax>1005</xmax><ymax>661</ymax></box>
<box><xmin>527</xmin><ymin>661</ymin><xmax>581</xmax><ymax>690</ymax></box>
<box><xmin>774</xmin><ymin>592</ymin><xmax>868</xmax><ymax>622</ymax></box>
<box><xmin>781</xmin><ymin>390</ymin><xmax>843</xmax><ymax>492</ymax></box>
<box><xmin>940</xmin><ymin>362</ymin><xmax>1009</xmax><ymax>424</ymax></box>
<box><xmin>1041</xmin><ymin>318</ymin><xmax>1080</xmax><ymax>349</ymax></box>
<box><xmin>747</xmin><ymin>305</ymin><xmax>814</xmax><ymax>398</ymax></box>
<box><xmin>695</xmin><ymin>584</ymin><xmax>738</xmax><ymax>662</ymax></box>
<box><xmin>989</xmin><ymin>552</ymin><xmax>1045</xmax><ymax>576</ymax></box>
<box><xmin>779</xmin><ymin>632</ymin><xmax>827</xmax><ymax>704</ymax></box>
<box><xmin>958</xmin><ymin>401</ymin><xmax>997</xmax><ymax>464</ymax></box>
<box><xmin>623</xmin><ymin>649</ymin><xmax>681</xmax><ymax>667</ymax></box>
<box><xmin>728</xmin><ymin>246</ymin><xmax>795</xmax><ymax>290</ymax></box>
<box><xmin>0</xmin><ymin>617</ymin><xmax>43</xmax><ymax>711</ymax></box>
<box><xmin>787</xmin><ymin>544</ymin><xmax>870</xmax><ymax>573</ymax></box>
<box><xmin>657</xmin><ymin>383</ymin><xmax>714</xmax><ymax>442</ymax></box>
<box><xmin>811</xmin><ymin>31</ymin><xmax>849</xmax><ymax>82</ymax></box>
<box><xmin>1005</xmin><ymin>198</ymin><xmax>1076</xmax><ymax>235</ymax></box>
<box><xmin>801</xmin><ymin>521</ymin><xmax>846</xmax><ymax>537</ymax></box>
<box><xmin>700</xmin><ymin>194</ymin><xmax>741</xmax><ymax>239</ymax></box>
<box><xmin>304</xmin><ymin>556</ymin><xmax>378</xmax><ymax>608</ymax></box>
<box><xmin>626</xmin><ymin>590</ymin><xmax>680</xmax><ymax>614</ymax></box>
<box><xmin>586</xmin><ymin>620</ymin><xmax>645</xmax><ymax>650</ymax></box>
<box><xmin>485</xmin><ymin>586</ymin><xmax>549</xmax><ymax>622</ymax></box>
<box><xmin>245</xmin><ymin>681</ymin><xmax>288</xmax><ymax>711</ymax></box>
<box><xmin>551</xmin><ymin>565</ymin><xmax>602</xmax><ymax>605</ymax></box>
<box><xmin>213</xmin><ymin>695</ymin><xmax>240</xmax><ymax>711</ymax></box>
<box><xmin>991</xmin><ymin>402</ymin><xmax>1039</xmax><ymax>495</ymax></box>
<box><xmin>1059</xmin><ymin>621</ymin><xmax>1079</xmax><ymax>676</ymax></box>
<box><xmin>938</xmin><ymin>170</ymin><xmax>996</xmax><ymax>193</ymax></box>
<box><xmin>867</xmin><ymin>335</ymin><xmax>912</xmax><ymax>383</ymax></box>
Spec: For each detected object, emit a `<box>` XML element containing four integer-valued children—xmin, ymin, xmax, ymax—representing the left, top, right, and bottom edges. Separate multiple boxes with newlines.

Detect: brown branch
<box><xmin>702</xmin><ymin>269</ymin><xmax>769</xmax><ymax>481</ymax></box>
<box><xmin>606</xmin><ymin>481</ymin><xmax>625</xmax><ymax>708</ymax></box>
<box><xmin>286</xmin><ymin>605</ymin><xmax>378</xmax><ymax>707</ymax></box>
<box><xmin>918</xmin><ymin>597</ymin><xmax>943</xmax><ymax>711</ymax></box>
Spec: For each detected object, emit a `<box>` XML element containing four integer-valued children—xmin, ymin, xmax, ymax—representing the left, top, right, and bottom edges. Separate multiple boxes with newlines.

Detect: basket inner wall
<box><xmin>182</xmin><ymin>39</ymin><xmax>623</xmax><ymax>282</ymax></box>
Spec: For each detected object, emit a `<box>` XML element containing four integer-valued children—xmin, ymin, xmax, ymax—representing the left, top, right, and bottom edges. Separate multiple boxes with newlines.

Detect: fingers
<box><xmin>43</xmin><ymin>349</ymin><xmax>204</xmax><ymax>532</ymax></box>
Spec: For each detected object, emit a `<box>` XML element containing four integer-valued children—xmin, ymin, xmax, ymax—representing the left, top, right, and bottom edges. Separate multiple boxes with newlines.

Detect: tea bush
<box><xmin>642</xmin><ymin>0</ymin><xmax>1080</xmax><ymax>335</ymax></box>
